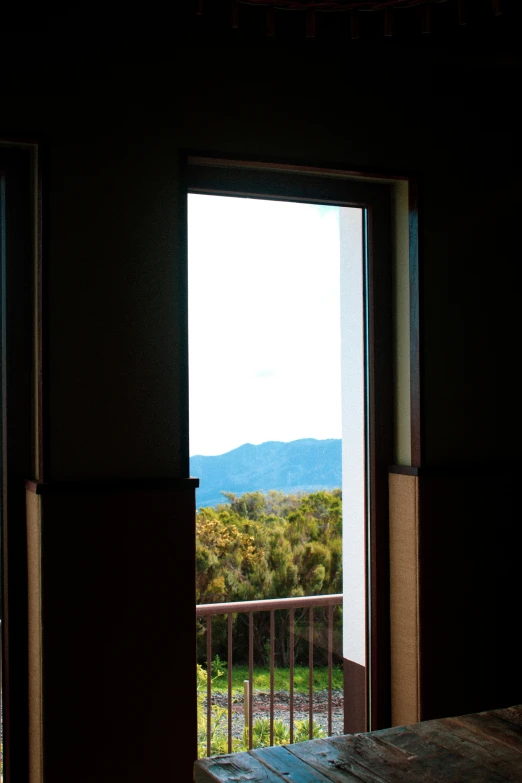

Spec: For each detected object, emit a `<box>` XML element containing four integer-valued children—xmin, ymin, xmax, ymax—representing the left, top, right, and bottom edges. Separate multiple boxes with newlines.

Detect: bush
<box><xmin>196</xmin><ymin>489</ymin><xmax>343</xmax><ymax>666</ymax></box>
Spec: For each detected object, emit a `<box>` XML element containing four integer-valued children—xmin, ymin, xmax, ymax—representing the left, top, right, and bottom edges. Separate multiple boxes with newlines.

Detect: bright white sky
<box><xmin>188</xmin><ymin>194</ymin><xmax>344</xmax><ymax>457</ymax></box>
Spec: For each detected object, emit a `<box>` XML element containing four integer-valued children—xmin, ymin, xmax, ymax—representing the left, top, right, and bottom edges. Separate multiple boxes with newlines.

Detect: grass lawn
<box><xmin>205</xmin><ymin>664</ymin><xmax>344</xmax><ymax>693</ymax></box>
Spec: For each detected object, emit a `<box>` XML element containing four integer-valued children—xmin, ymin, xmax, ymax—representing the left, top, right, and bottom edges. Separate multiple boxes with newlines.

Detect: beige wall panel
<box><xmin>26</xmin><ymin>489</ymin><xmax>43</xmax><ymax>783</ymax></box>
<box><xmin>389</xmin><ymin>472</ymin><xmax>419</xmax><ymax>726</ymax></box>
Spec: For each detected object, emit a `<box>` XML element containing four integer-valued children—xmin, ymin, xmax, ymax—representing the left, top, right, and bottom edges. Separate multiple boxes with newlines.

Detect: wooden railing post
<box><xmin>243</xmin><ymin>679</ymin><xmax>249</xmax><ymax>732</ymax></box>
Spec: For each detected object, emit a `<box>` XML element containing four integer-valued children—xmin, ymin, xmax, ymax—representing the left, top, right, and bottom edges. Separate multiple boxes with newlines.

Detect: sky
<box><xmin>188</xmin><ymin>194</ymin><xmax>345</xmax><ymax>457</ymax></box>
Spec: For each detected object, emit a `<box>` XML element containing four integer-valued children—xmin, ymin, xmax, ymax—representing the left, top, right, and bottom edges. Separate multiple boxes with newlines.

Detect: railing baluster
<box><xmin>328</xmin><ymin>604</ymin><xmax>333</xmax><ymax>736</ymax></box>
<box><xmin>248</xmin><ymin>611</ymin><xmax>254</xmax><ymax>750</ymax></box>
<box><xmin>228</xmin><ymin>612</ymin><xmax>233</xmax><ymax>753</ymax></box>
<box><xmin>206</xmin><ymin>614</ymin><xmax>212</xmax><ymax>757</ymax></box>
<box><xmin>270</xmin><ymin>609</ymin><xmax>275</xmax><ymax>746</ymax></box>
<box><xmin>289</xmin><ymin>607</ymin><xmax>294</xmax><ymax>744</ymax></box>
<box><xmin>196</xmin><ymin>594</ymin><xmax>343</xmax><ymax>757</ymax></box>
<box><xmin>309</xmin><ymin>606</ymin><xmax>314</xmax><ymax>739</ymax></box>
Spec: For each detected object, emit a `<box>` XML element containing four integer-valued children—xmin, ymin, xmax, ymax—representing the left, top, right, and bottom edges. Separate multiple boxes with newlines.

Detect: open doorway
<box><xmin>188</xmin><ymin>184</ymin><xmax>372</xmax><ymax>757</ymax></box>
<box><xmin>185</xmin><ymin>156</ymin><xmax>401</xmax><ymax>754</ymax></box>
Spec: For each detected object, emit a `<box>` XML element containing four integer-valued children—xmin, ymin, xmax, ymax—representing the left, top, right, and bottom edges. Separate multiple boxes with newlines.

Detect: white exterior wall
<box><xmin>340</xmin><ymin>207</ymin><xmax>366</xmax><ymax>667</ymax></box>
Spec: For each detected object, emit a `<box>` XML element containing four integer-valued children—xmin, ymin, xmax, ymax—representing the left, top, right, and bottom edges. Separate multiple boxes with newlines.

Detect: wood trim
<box><xmin>409</xmin><ymin>177</ymin><xmax>422</xmax><ymax>467</ymax></box>
<box><xmin>25</xmin><ymin>477</ymin><xmax>199</xmax><ymax>495</ymax></box>
<box><xmin>0</xmin><ymin>138</ymin><xmax>42</xmax><ymax>150</ymax></box>
<box><xmin>178</xmin><ymin>151</ymin><xmax>191</xmax><ymax>478</ymax></box>
<box><xmin>36</xmin><ymin>145</ymin><xmax>44</xmax><ymax>481</ymax></box>
<box><xmin>389</xmin><ymin>465</ymin><xmax>420</xmax><ymax>476</ymax></box>
<box><xmin>186</xmin><ymin>153</ymin><xmax>411</xmax><ymax>184</ymax></box>
<box><xmin>1</xmin><ymin>141</ymin><xmax>39</xmax><ymax>783</ymax></box>
<box><xmin>187</xmin><ymin>166</ymin><xmax>393</xmax><ymax>210</ymax></box>
<box><xmin>26</xmin><ymin>490</ymin><xmax>43</xmax><ymax>783</ymax></box>
<box><xmin>366</xmin><ymin>195</ymin><xmax>393</xmax><ymax>732</ymax></box>
<box><xmin>390</xmin><ymin>464</ymin><xmax>521</xmax><ymax>478</ymax></box>
<box><xmin>343</xmin><ymin>659</ymin><xmax>366</xmax><ymax>734</ymax></box>
<box><xmin>36</xmin><ymin>141</ymin><xmax>48</xmax><ymax>483</ymax></box>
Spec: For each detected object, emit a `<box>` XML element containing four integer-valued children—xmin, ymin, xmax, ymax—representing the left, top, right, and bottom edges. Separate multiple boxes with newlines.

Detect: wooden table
<box><xmin>194</xmin><ymin>705</ymin><xmax>522</xmax><ymax>782</ymax></box>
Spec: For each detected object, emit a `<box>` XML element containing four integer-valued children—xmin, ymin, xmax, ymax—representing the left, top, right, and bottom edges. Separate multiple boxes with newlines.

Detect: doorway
<box><xmin>185</xmin><ymin>156</ymin><xmax>398</xmax><ymax>742</ymax></box>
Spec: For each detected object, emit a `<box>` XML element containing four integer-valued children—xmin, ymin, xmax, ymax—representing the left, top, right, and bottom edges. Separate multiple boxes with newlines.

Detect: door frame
<box><xmin>183</xmin><ymin>154</ymin><xmax>421</xmax><ymax>732</ymax></box>
<box><xmin>0</xmin><ymin>139</ymin><xmax>42</xmax><ymax>783</ymax></box>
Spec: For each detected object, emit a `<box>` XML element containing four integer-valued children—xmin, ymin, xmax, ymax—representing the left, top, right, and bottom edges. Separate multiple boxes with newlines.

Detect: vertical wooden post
<box><xmin>243</xmin><ymin>680</ymin><xmax>250</xmax><ymax>731</ymax></box>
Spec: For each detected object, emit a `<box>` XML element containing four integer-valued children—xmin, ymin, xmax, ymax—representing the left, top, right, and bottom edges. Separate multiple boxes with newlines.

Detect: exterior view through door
<box><xmin>188</xmin><ymin>193</ymin><xmax>366</xmax><ymax>758</ymax></box>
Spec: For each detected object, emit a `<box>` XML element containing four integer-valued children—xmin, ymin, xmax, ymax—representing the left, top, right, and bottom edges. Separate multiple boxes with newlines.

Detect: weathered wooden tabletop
<box><xmin>194</xmin><ymin>704</ymin><xmax>522</xmax><ymax>782</ymax></box>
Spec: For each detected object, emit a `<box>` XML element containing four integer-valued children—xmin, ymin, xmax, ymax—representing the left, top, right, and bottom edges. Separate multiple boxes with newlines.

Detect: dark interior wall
<box><xmin>3</xmin><ymin>26</ymin><xmax>521</xmax><ymax>476</ymax></box>
<box><xmin>418</xmin><ymin>467</ymin><xmax>521</xmax><ymax>720</ymax></box>
<box><xmin>2</xmin><ymin>9</ymin><xmax>522</xmax><ymax>781</ymax></box>
<box><xmin>3</xmin><ymin>33</ymin><xmax>520</xmax><ymax>477</ymax></box>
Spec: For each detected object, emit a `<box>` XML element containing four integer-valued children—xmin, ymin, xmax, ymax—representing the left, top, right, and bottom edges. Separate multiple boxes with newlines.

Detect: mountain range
<box><xmin>190</xmin><ymin>438</ymin><xmax>342</xmax><ymax>509</ymax></box>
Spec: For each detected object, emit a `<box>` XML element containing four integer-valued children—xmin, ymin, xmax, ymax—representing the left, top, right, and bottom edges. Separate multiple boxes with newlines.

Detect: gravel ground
<box><xmin>205</xmin><ymin>689</ymin><xmax>344</xmax><ymax>739</ymax></box>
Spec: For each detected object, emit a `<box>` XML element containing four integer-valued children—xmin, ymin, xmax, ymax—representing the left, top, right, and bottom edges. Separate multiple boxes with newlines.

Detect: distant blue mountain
<box><xmin>191</xmin><ymin>438</ymin><xmax>342</xmax><ymax>509</ymax></box>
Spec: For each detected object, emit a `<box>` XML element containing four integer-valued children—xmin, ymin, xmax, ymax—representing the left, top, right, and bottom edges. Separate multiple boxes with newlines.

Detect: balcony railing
<box><xmin>196</xmin><ymin>593</ymin><xmax>343</xmax><ymax>757</ymax></box>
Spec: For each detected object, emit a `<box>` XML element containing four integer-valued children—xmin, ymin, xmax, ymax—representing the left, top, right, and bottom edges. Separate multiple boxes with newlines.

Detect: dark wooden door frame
<box><xmin>183</xmin><ymin>154</ymin><xmax>422</xmax><ymax>733</ymax></box>
<box><xmin>1</xmin><ymin>140</ymin><xmax>42</xmax><ymax>783</ymax></box>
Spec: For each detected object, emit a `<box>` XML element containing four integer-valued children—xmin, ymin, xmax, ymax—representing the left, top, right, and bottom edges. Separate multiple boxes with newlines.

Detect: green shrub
<box><xmin>197</xmin><ymin>662</ymin><xmax>327</xmax><ymax>758</ymax></box>
<box><xmin>197</xmin><ymin>663</ymin><xmax>243</xmax><ymax>757</ymax></box>
<box><xmin>245</xmin><ymin>717</ymin><xmax>290</xmax><ymax>748</ymax></box>
<box><xmin>294</xmin><ymin>719</ymin><xmax>326</xmax><ymax>743</ymax></box>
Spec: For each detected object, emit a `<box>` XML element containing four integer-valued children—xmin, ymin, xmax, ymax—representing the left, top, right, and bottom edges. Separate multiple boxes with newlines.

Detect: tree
<box><xmin>196</xmin><ymin>489</ymin><xmax>343</xmax><ymax>666</ymax></box>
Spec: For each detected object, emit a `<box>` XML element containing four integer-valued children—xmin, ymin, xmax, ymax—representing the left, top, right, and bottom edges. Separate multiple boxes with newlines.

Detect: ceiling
<box><xmin>191</xmin><ymin>0</ymin><xmax>518</xmax><ymax>45</ymax></box>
